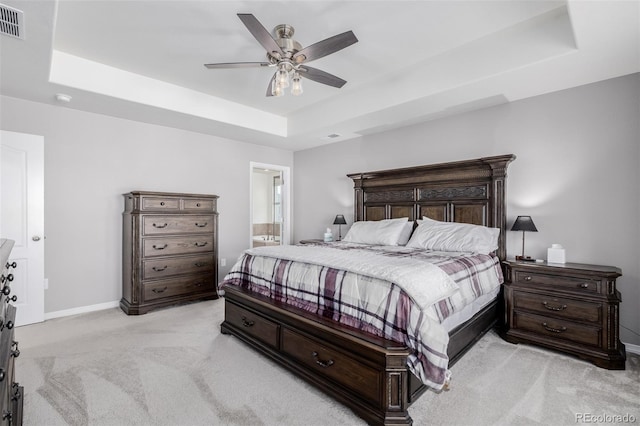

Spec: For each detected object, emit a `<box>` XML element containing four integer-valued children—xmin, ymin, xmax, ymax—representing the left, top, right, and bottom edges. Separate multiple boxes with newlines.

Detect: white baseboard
<box><xmin>625</xmin><ymin>342</ymin><xmax>640</xmax><ymax>355</ymax></box>
<box><xmin>44</xmin><ymin>300</ymin><xmax>120</xmax><ymax>320</ymax></box>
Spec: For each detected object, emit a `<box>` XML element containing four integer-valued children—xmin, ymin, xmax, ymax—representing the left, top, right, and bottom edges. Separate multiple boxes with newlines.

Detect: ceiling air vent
<box><xmin>0</xmin><ymin>3</ymin><xmax>24</xmax><ymax>39</ymax></box>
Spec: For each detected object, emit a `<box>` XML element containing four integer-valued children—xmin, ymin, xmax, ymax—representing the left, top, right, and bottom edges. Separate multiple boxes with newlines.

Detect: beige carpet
<box><xmin>16</xmin><ymin>299</ymin><xmax>639</xmax><ymax>426</ymax></box>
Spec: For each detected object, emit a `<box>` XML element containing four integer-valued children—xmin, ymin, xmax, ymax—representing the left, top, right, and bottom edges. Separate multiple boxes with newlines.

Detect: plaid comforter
<box><xmin>220</xmin><ymin>241</ymin><xmax>503</xmax><ymax>390</ymax></box>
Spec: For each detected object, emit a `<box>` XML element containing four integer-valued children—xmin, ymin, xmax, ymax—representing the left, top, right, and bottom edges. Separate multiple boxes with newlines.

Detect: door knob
<box><xmin>32</xmin><ymin>235</ymin><xmax>41</xmax><ymax>241</ymax></box>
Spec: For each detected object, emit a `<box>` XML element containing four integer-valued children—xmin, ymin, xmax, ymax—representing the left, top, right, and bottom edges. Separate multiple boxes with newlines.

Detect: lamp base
<box><xmin>515</xmin><ymin>255</ymin><xmax>536</xmax><ymax>262</ymax></box>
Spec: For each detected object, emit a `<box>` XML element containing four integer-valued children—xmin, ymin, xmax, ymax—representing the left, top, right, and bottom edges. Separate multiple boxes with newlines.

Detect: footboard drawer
<box><xmin>281</xmin><ymin>328</ymin><xmax>381</xmax><ymax>405</ymax></box>
<box><xmin>225</xmin><ymin>302</ymin><xmax>279</xmax><ymax>348</ymax></box>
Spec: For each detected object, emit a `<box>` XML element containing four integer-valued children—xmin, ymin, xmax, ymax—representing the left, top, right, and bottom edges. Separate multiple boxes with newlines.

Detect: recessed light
<box><xmin>55</xmin><ymin>93</ymin><xmax>72</xmax><ymax>103</ymax></box>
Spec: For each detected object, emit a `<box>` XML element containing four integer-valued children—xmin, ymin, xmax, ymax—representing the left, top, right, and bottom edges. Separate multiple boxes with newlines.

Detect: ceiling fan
<box><xmin>204</xmin><ymin>14</ymin><xmax>358</xmax><ymax>97</ymax></box>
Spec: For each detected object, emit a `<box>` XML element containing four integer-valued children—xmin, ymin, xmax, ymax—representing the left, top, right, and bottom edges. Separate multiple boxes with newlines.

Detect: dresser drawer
<box><xmin>143</xmin><ymin>275</ymin><xmax>216</xmax><ymax>301</ymax></box>
<box><xmin>183</xmin><ymin>199</ymin><xmax>215</xmax><ymax>211</ymax></box>
<box><xmin>143</xmin><ymin>215</ymin><xmax>215</xmax><ymax>235</ymax></box>
<box><xmin>513</xmin><ymin>291</ymin><xmax>601</xmax><ymax>323</ymax></box>
<box><xmin>143</xmin><ymin>254</ymin><xmax>214</xmax><ymax>280</ymax></box>
<box><xmin>281</xmin><ymin>328</ymin><xmax>381</xmax><ymax>404</ymax></box>
<box><xmin>513</xmin><ymin>312</ymin><xmax>601</xmax><ymax>347</ymax></box>
<box><xmin>143</xmin><ymin>235</ymin><xmax>214</xmax><ymax>257</ymax></box>
<box><xmin>141</xmin><ymin>197</ymin><xmax>180</xmax><ymax>211</ymax></box>
<box><xmin>513</xmin><ymin>270</ymin><xmax>601</xmax><ymax>295</ymax></box>
<box><xmin>225</xmin><ymin>302</ymin><xmax>279</xmax><ymax>348</ymax></box>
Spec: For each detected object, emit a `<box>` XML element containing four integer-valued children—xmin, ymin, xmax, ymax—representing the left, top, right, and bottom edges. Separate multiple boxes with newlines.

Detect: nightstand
<box><xmin>298</xmin><ymin>239</ymin><xmax>324</xmax><ymax>244</ymax></box>
<box><xmin>500</xmin><ymin>260</ymin><xmax>625</xmax><ymax>370</ymax></box>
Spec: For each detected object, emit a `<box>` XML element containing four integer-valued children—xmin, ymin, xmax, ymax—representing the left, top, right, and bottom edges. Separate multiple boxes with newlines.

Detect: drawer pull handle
<box><xmin>542</xmin><ymin>322</ymin><xmax>567</xmax><ymax>333</ymax></box>
<box><xmin>195</xmin><ymin>222</ymin><xmax>208</xmax><ymax>228</ymax></box>
<box><xmin>5</xmin><ymin>295</ymin><xmax>16</xmax><ymax>304</ymax></box>
<box><xmin>6</xmin><ymin>262</ymin><xmax>16</xmax><ymax>269</ymax></box>
<box><xmin>152</xmin><ymin>223</ymin><xmax>168</xmax><ymax>229</ymax></box>
<box><xmin>241</xmin><ymin>316</ymin><xmax>255</xmax><ymax>327</ymax></box>
<box><xmin>580</xmin><ymin>283</ymin><xmax>589</xmax><ymax>289</ymax></box>
<box><xmin>0</xmin><ymin>369</ymin><xmax>4</xmax><ymax>382</ymax></box>
<box><xmin>542</xmin><ymin>301</ymin><xmax>567</xmax><ymax>311</ymax></box>
<box><xmin>1</xmin><ymin>285</ymin><xmax>10</xmax><ymax>296</ymax></box>
<box><xmin>2</xmin><ymin>410</ymin><xmax>11</xmax><ymax>421</ymax></box>
<box><xmin>10</xmin><ymin>341</ymin><xmax>19</xmax><ymax>358</ymax></box>
<box><xmin>152</xmin><ymin>287</ymin><xmax>168</xmax><ymax>294</ymax></box>
<box><xmin>196</xmin><ymin>203</ymin><xmax>201</xmax><ymax>207</ymax></box>
<box><xmin>194</xmin><ymin>262</ymin><xmax>208</xmax><ymax>267</ymax></box>
<box><xmin>6</xmin><ymin>274</ymin><xmax>13</xmax><ymax>282</ymax></box>
<box><xmin>5</xmin><ymin>321</ymin><xmax>13</xmax><ymax>330</ymax></box>
<box><xmin>194</xmin><ymin>242</ymin><xmax>208</xmax><ymax>247</ymax></box>
<box><xmin>152</xmin><ymin>266</ymin><xmax>168</xmax><ymax>272</ymax></box>
<box><xmin>152</xmin><ymin>244</ymin><xmax>168</xmax><ymax>250</ymax></box>
<box><xmin>524</xmin><ymin>276</ymin><xmax>532</xmax><ymax>281</ymax></box>
<box><xmin>311</xmin><ymin>351</ymin><xmax>335</xmax><ymax>368</ymax></box>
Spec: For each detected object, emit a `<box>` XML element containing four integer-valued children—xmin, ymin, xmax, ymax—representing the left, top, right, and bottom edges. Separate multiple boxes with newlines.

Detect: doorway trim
<box><xmin>249</xmin><ymin>162</ymin><xmax>291</xmax><ymax>248</ymax></box>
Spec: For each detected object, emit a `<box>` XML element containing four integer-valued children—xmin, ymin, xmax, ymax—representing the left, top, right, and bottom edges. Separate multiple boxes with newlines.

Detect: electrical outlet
<box><xmin>220</xmin><ymin>258</ymin><xmax>226</xmax><ymax>267</ymax></box>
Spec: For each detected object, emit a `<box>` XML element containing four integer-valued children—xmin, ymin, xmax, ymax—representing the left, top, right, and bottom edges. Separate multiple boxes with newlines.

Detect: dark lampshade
<box><xmin>511</xmin><ymin>216</ymin><xmax>538</xmax><ymax>232</ymax></box>
<box><xmin>333</xmin><ymin>214</ymin><xmax>347</xmax><ymax>225</ymax></box>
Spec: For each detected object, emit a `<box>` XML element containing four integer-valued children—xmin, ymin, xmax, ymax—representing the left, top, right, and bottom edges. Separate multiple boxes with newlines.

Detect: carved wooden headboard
<box><xmin>347</xmin><ymin>154</ymin><xmax>516</xmax><ymax>260</ymax></box>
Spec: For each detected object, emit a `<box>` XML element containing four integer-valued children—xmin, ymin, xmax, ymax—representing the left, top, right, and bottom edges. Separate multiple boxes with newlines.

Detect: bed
<box><xmin>220</xmin><ymin>154</ymin><xmax>516</xmax><ymax>425</ymax></box>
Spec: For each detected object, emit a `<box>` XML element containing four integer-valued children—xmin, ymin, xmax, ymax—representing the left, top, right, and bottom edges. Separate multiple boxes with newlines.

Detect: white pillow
<box><xmin>407</xmin><ymin>217</ymin><xmax>499</xmax><ymax>254</ymax></box>
<box><xmin>343</xmin><ymin>218</ymin><xmax>409</xmax><ymax>246</ymax></box>
<box><xmin>397</xmin><ymin>221</ymin><xmax>415</xmax><ymax>245</ymax></box>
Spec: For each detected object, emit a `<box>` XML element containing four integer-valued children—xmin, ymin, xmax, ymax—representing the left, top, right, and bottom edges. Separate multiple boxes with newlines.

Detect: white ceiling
<box><xmin>1</xmin><ymin>1</ymin><xmax>638</xmax><ymax>151</ymax></box>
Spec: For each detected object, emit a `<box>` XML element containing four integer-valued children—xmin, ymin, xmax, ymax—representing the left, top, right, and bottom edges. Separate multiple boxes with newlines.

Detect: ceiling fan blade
<box><xmin>237</xmin><ymin>13</ymin><xmax>284</xmax><ymax>59</ymax></box>
<box><xmin>266</xmin><ymin>74</ymin><xmax>276</xmax><ymax>97</ymax></box>
<box><xmin>205</xmin><ymin>62</ymin><xmax>270</xmax><ymax>69</ymax></box>
<box><xmin>293</xmin><ymin>31</ymin><xmax>358</xmax><ymax>64</ymax></box>
<box><xmin>298</xmin><ymin>66</ymin><xmax>347</xmax><ymax>88</ymax></box>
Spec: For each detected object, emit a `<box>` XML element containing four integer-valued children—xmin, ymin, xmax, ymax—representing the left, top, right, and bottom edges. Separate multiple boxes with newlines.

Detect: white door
<box><xmin>0</xmin><ymin>130</ymin><xmax>45</xmax><ymax>326</ymax></box>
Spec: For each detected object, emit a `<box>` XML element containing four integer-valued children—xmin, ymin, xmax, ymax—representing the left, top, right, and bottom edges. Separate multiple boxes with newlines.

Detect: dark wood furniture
<box><xmin>501</xmin><ymin>260</ymin><xmax>625</xmax><ymax>369</ymax></box>
<box><xmin>221</xmin><ymin>154</ymin><xmax>515</xmax><ymax>425</ymax></box>
<box><xmin>121</xmin><ymin>191</ymin><xmax>219</xmax><ymax>315</ymax></box>
<box><xmin>0</xmin><ymin>239</ymin><xmax>23</xmax><ymax>426</ymax></box>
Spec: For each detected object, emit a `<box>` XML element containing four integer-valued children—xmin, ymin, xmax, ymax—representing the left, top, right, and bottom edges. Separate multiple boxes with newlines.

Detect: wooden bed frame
<box><xmin>221</xmin><ymin>154</ymin><xmax>516</xmax><ymax>425</ymax></box>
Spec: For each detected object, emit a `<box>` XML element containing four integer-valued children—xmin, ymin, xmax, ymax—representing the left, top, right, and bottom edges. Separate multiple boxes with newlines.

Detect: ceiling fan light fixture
<box><xmin>271</xmin><ymin>78</ymin><xmax>284</xmax><ymax>97</ymax></box>
<box><xmin>291</xmin><ymin>73</ymin><xmax>303</xmax><ymax>96</ymax></box>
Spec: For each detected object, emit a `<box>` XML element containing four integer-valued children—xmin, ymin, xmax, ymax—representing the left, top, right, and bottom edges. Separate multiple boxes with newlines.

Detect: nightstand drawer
<box><xmin>513</xmin><ymin>312</ymin><xmax>600</xmax><ymax>347</ymax></box>
<box><xmin>513</xmin><ymin>270</ymin><xmax>601</xmax><ymax>295</ymax></box>
<box><xmin>513</xmin><ymin>292</ymin><xmax>601</xmax><ymax>323</ymax></box>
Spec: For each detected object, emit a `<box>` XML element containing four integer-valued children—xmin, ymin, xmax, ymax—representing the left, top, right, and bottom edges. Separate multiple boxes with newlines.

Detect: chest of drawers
<box><xmin>0</xmin><ymin>239</ymin><xmax>23</xmax><ymax>426</ymax></box>
<box><xmin>500</xmin><ymin>260</ymin><xmax>625</xmax><ymax>369</ymax></box>
<box><xmin>121</xmin><ymin>191</ymin><xmax>219</xmax><ymax>315</ymax></box>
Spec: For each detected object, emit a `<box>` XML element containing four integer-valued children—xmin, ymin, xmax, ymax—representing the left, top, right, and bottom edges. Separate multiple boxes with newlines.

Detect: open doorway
<box><xmin>250</xmin><ymin>162</ymin><xmax>290</xmax><ymax>248</ymax></box>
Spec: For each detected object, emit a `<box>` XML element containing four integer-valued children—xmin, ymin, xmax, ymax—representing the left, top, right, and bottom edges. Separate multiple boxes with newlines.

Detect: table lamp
<box><xmin>511</xmin><ymin>215</ymin><xmax>538</xmax><ymax>261</ymax></box>
<box><xmin>333</xmin><ymin>214</ymin><xmax>347</xmax><ymax>241</ymax></box>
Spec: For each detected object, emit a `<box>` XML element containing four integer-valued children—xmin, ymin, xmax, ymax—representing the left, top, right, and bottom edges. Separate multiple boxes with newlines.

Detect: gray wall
<box><xmin>293</xmin><ymin>73</ymin><xmax>640</xmax><ymax>345</ymax></box>
<box><xmin>1</xmin><ymin>95</ymin><xmax>293</xmax><ymax>313</ymax></box>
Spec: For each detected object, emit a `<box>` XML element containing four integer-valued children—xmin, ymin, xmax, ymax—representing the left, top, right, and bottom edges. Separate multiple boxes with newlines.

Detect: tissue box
<box><xmin>547</xmin><ymin>244</ymin><xmax>566</xmax><ymax>264</ymax></box>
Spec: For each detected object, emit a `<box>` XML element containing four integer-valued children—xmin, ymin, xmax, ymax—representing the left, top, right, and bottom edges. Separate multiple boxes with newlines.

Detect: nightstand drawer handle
<box><xmin>195</xmin><ymin>222</ymin><xmax>208</xmax><ymax>228</ymax></box>
<box><xmin>152</xmin><ymin>223</ymin><xmax>168</xmax><ymax>228</ymax></box>
<box><xmin>542</xmin><ymin>322</ymin><xmax>567</xmax><ymax>333</ymax></box>
<box><xmin>524</xmin><ymin>276</ymin><xmax>532</xmax><ymax>281</ymax></box>
<box><xmin>194</xmin><ymin>242</ymin><xmax>208</xmax><ymax>247</ymax></box>
<box><xmin>579</xmin><ymin>283</ymin><xmax>589</xmax><ymax>289</ymax></box>
<box><xmin>152</xmin><ymin>287</ymin><xmax>168</xmax><ymax>294</ymax></box>
<box><xmin>152</xmin><ymin>244</ymin><xmax>168</xmax><ymax>250</ymax></box>
<box><xmin>152</xmin><ymin>266</ymin><xmax>167</xmax><ymax>272</ymax></box>
<box><xmin>542</xmin><ymin>301</ymin><xmax>567</xmax><ymax>311</ymax></box>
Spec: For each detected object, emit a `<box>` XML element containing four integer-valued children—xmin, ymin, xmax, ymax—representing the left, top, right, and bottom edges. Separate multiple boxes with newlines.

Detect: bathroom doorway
<box><xmin>250</xmin><ymin>162</ymin><xmax>290</xmax><ymax>248</ymax></box>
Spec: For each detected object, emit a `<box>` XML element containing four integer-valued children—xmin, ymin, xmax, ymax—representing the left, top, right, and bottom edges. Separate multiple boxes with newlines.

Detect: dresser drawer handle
<box><xmin>194</xmin><ymin>242</ymin><xmax>208</xmax><ymax>247</ymax></box>
<box><xmin>195</xmin><ymin>222</ymin><xmax>208</xmax><ymax>228</ymax></box>
<box><xmin>542</xmin><ymin>301</ymin><xmax>567</xmax><ymax>311</ymax></box>
<box><xmin>0</xmin><ymin>369</ymin><xmax>4</xmax><ymax>382</ymax></box>
<box><xmin>196</xmin><ymin>203</ymin><xmax>201</xmax><ymax>207</ymax></box>
<box><xmin>1</xmin><ymin>285</ymin><xmax>10</xmax><ymax>296</ymax></box>
<box><xmin>193</xmin><ymin>281</ymin><xmax>204</xmax><ymax>287</ymax></box>
<box><xmin>152</xmin><ymin>287</ymin><xmax>168</xmax><ymax>294</ymax></box>
<box><xmin>6</xmin><ymin>262</ymin><xmax>16</xmax><ymax>269</ymax></box>
<box><xmin>152</xmin><ymin>266</ymin><xmax>168</xmax><ymax>272</ymax></box>
<box><xmin>241</xmin><ymin>316</ymin><xmax>255</xmax><ymax>327</ymax></box>
<box><xmin>579</xmin><ymin>283</ymin><xmax>589</xmax><ymax>289</ymax></box>
<box><xmin>152</xmin><ymin>244</ymin><xmax>168</xmax><ymax>250</ymax></box>
<box><xmin>311</xmin><ymin>351</ymin><xmax>335</xmax><ymax>368</ymax></box>
<box><xmin>194</xmin><ymin>262</ymin><xmax>208</xmax><ymax>267</ymax></box>
<box><xmin>5</xmin><ymin>295</ymin><xmax>16</xmax><ymax>304</ymax></box>
<box><xmin>524</xmin><ymin>276</ymin><xmax>532</xmax><ymax>281</ymax></box>
<box><xmin>10</xmin><ymin>341</ymin><xmax>19</xmax><ymax>358</ymax></box>
<box><xmin>542</xmin><ymin>322</ymin><xmax>567</xmax><ymax>333</ymax></box>
<box><xmin>152</xmin><ymin>223</ymin><xmax>168</xmax><ymax>229</ymax></box>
